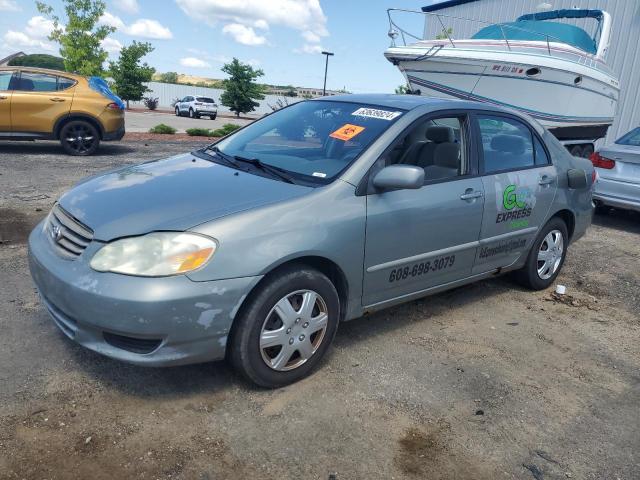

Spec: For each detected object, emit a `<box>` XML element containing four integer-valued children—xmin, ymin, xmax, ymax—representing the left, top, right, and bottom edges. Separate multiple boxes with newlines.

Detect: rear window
<box><xmin>478</xmin><ymin>115</ymin><xmax>535</xmax><ymax>173</ymax></box>
<box><xmin>196</xmin><ymin>97</ymin><xmax>215</xmax><ymax>103</ymax></box>
<box><xmin>57</xmin><ymin>76</ymin><xmax>76</xmax><ymax>91</ymax></box>
<box><xmin>615</xmin><ymin>127</ymin><xmax>640</xmax><ymax>146</ymax></box>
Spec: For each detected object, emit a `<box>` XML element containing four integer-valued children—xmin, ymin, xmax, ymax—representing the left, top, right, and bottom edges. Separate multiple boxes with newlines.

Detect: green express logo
<box><xmin>496</xmin><ymin>184</ymin><xmax>532</xmax><ymax>226</ymax></box>
<box><xmin>503</xmin><ymin>184</ymin><xmax>526</xmax><ymax>210</ymax></box>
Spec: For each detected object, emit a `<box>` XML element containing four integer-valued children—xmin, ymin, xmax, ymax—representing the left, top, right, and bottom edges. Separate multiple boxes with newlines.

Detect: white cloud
<box><xmin>113</xmin><ymin>0</ymin><xmax>139</xmax><ymax>14</ymax></box>
<box><xmin>180</xmin><ymin>57</ymin><xmax>211</xmax><ymax>68</ymax></box>
<box><xmin>99</xmin><ymin>13</ymin><xmax>173</xmax><ymax>39</ymax></box>
<box><xmin>302</xmin><ymin>30</ymin><xmax>321</xmax><ymax>43</ymax></box>
<box><xmin>126</xmin><ymin>19</ymin><xmax>173</xmax><ymax>39</ymax></box>
<box><xmin>0</xmin><ymin>0</ymin><xmax>20</xmax><ymax>11</ymax></box>
<box><xmin>295</xmin><ymin>43</ymin><xmax>323</xmax><ymax>54</ymax></box>
<box><xmin>222</xmin><ymin>23</ymin><xmax>266</xmax><ymax>46</ymax></box>
<box><xmin>99</xmin><ymin>12</ymin><xmax>125</xmax><ymax>30</ymax></box>
<box><xmin>176</xmin><ymin>0</ymin><xmax>328</xmax><ymax>46</ymax></box>
<box><xmin>3</xmin><ymin>30</ymin><xmax>55</xmax><ymax>51</ymax></box>
<box><xmin>101</xmin><ymin>37</ymin><xmax>123</xmax><ymax>55</ymax></box>
<box><xmin>25</xmin><ymin>16</ymin><xmax>55</xmax><ymax>38</ymax></box>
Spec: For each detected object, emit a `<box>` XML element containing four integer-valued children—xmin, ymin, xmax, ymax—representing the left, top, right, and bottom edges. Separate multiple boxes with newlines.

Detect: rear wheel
<box><xmin>59</xmin><ymin>120</ymin><xmax>100</xmax><ymax>156</ymax></box>
<box><xmin>568</xmin><ymin>145</ymin><xmax>584</xmax><ymax>157</ymax></box>
<box><xmin>189</xmin><ymin>108</ymin><xmax>196</xmax><ymax>118</ymax></box>
<box><xmin>581</xmin><ymin>144</ymin><xmax>594</xmax><ymax>158</ymax></box>
<box><xmin>229</xmin><ymin>266</ymin><xmax>340</xmax><ymax>388</ymax></box>
<box><xmin>513</xmin><ymin>217</ymin><xmax>568</xmax><ymax>290</ymax></box>
<box><xmin>210</xmin><ymin>113</ymin><xmax>217</xmax><ymax>120</ymax></box>
<box><xmin>175</xmin><ymin>106</ymin><xmax>180</xmax><ymax>116</ymax></box>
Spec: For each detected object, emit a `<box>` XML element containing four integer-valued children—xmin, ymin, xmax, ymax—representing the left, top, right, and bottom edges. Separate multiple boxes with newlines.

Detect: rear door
<box><xmin>472</xmin><ymin>112</ymin><xmax>557</xmax><ymax>274</ymax></box>
<box><xmin>0</xmin><ymin>70</ymin><xmax>14</xmax><ymax>131</ymax></box>
<box><xmin>363</xmin><ymin>112</ymin><xmax>485</xmax><ymax>306</ymax></box>
<box><xmin>11</xmin><ymin>71</ymin><xmax>75</xmax><ymax>134</ymax></box>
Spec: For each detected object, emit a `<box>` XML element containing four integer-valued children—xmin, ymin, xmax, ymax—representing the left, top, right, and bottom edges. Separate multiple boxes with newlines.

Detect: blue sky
<box><xmin>0</xmin><ymin>0</ymin><xmax>441</xmax><ymax>92</ymax></box>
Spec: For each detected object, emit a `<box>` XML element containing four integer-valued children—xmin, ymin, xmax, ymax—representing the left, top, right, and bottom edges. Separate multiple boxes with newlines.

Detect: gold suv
<box><xmin>0</xmin><ymin>66</ymin><xmax>125</xmax><ymax>155</ymax></box>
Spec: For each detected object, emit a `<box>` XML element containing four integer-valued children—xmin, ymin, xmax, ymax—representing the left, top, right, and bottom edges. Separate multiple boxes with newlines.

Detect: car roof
<box><xmin>313</xmin><ymin>93</ymin><xmax>544</xmax><ymax>132</ymax></box>
<box><xmin>0</xmin><ymin>65</ymin><xmax>81</xmax><ymax>79</ymax></box>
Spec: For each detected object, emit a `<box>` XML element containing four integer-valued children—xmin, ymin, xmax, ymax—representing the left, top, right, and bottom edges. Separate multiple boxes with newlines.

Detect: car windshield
<box><xmin>197</xmin><ymin>97</ymin><xmax>214</xmax><ymax>103</ymax></box>
<box><xmin>615</xmin><ymin>127</ymin><xmax>640</xmax><ymax>146</ymax></box>
<box><xmin>210</xmin><ymin>100</ymin><xmax>405</xmax><ymax>183</ymax></box>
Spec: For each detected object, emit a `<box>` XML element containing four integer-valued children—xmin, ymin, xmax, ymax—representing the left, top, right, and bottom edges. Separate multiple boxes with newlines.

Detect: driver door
<box><xmin>362</xmin><ymin>112</ymin><xmax>485</xmax><ymax>306</ymax></box>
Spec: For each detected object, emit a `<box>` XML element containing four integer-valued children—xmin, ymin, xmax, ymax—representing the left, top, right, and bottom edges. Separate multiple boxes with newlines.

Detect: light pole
<box><xmin>321</xmin><ymin>50</ymin><xmax>334</xmax><ymax>96</ymax></box>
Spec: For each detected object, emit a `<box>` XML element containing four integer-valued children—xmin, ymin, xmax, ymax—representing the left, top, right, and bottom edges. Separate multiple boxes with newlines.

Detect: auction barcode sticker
<box><xmin>352</xmin><ymin>108</ymin><xmax>402</xmax><ymax>121</ymax></box>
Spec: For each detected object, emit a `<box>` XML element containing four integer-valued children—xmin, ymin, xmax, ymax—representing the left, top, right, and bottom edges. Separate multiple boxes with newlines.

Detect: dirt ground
<box><xmin>0</xmin><ymin>140</ymin><xmax>638</xmax><ymax>480</ymax></box>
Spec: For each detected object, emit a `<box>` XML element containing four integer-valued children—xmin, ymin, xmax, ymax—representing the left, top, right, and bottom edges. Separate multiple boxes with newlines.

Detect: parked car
<box><xmin>28</xmin><ymin>94</ymin><xmax>595</xmax><ymax>388</ymax></box>
<box><xmin>175</xmin><ymin>95</ymin><xmax>218</xmax><ymax>119</ymax></box>
<box><xmin>590</xmin><ymin>126</ymin><xmax>640</xmax><ymax>212</ymax></box>
<box><xmin>0</xmin><ymin>66</ymin><xmax>125</xmax><ymax>155</ymax></box>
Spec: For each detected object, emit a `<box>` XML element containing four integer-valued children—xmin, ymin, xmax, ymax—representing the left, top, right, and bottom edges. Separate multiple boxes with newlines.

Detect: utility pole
<box><xmin>321</xmin><ymin>50</ymin><xmax>334</xmax><ymax>96</ymax></box>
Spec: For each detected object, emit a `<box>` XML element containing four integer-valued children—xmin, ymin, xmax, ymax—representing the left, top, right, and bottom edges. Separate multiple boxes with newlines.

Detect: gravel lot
<box><xmin>0</xmin><ymin>140</ymin><xmax>639</xmax><ymax>480</ymax></box>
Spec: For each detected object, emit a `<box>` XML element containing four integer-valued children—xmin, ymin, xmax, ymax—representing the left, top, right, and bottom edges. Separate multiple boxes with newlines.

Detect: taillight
<box><xmin>106</xmin><ymin>102</ymin><xmax>122</xmax><ymax>110</ymax></box>
<box><xmin>589</xmin><ymin>152</ymin><xmax>615</xmax><ymax>169</ymax></box>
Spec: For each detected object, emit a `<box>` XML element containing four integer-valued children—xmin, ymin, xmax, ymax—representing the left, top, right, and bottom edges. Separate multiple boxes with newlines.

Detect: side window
<box><xmin>533</xmin><ymin>135</ymin><xmax>550</xmax><ymax>165</ymax></box>
<box><xmin>15</xmin><ymin>72</ymin><xmax>58</xmax><ymax>92</ymax></box>
<box><xmin>0</xmin><ymin>71</ymin><xmax>13</xmax><ymax>91</ymax></box>
<box><xmin>388</xmin><ymin>115</ymin><xmax>466</xmax><ymax>183</ymax></box>
<box><xmin>478</xmin><ymin>115</ymin><xmax>535</xmax><ymax>173</ymax></box>
<box><xmin>57</xmin><ymin>76</ymin><xmax>75</xmax><ymax>91</ymax></box>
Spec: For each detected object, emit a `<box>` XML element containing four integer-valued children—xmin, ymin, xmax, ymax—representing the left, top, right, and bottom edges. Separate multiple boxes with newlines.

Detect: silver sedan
<box><xmin>592</xmin><ymin>127</ymin><xmax>640</xmax><ymax>212</ymax></box>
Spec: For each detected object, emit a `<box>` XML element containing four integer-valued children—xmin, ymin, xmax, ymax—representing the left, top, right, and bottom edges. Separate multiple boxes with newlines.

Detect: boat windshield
<box><xmin>472</xmin><ymin>20</ymin><xmax>597</xmax><ymax>54</ymax></box>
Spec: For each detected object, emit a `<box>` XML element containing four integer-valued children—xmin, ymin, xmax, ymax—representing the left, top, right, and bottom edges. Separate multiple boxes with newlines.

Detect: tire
<box><xmin>581</xmin><ymin>144</ymin><xmax>594</xmax><ymax>159</ymax></box>
<box><xmin>189</xmin><ymin>108</ymin><xmax>195</xmax><ymax>118</ymax></box>
<box><xmin>210</xmin><ymin>114</ymin><xmax>217</xmax><ymax>120</ymax></box>
<box><xmin>59</xmin><ymin>120</ymin><xmax>100</xmax><ymax>156</ymax></box>
<box><xmin>568</xmin><ymin>145</ymin><xmax>583</xmax><ymax>157</ymax></box>
<box><xmin>229</xmin><ymin>265</ymin><xmax>340</xmax><ymax>388</ymax></box>
<box><xmin>175</xmin><ymin>106</ymin><xmax>180</xmax><ymax>116</ymax></box>
<box><xmin>513</xmin><ymin>217</ymin><xmax>569</xmax><ymax>290</ymax></box>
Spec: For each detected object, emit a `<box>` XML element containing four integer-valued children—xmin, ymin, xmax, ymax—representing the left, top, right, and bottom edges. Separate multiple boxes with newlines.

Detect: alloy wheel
<box><xmin>259</xmin><ymin>290</ymin><xmax>329</xmax><ymax>371</ymax></box>
<box><xmin>537</xmin><ymin>229</ymin><xmax>564</xmax><ymax>280</ymax></box>
<box><xmin>64</xmin><ymin>124</ymin><xmax>96</xmax><ymax>155</ymax></box>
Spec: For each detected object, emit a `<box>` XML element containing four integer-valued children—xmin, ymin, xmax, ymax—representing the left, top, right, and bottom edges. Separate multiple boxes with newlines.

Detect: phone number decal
<box><xmin>388</xmin><ymin>255</ymin><xmax>456</xmax><ymax>283</ymax></box>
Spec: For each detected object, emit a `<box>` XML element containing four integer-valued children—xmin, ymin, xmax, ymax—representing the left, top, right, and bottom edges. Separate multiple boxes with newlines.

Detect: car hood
<box><xmin>58</xmin><ymin>153</ymin><xmax>312</xmax><ymax>241</ymax></box>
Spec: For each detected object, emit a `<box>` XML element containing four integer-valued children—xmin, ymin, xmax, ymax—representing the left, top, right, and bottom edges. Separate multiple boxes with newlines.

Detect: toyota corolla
<box><xmin>28</xmin><ymin>94</ymin><xmax>595</xmax><ymax>387</ymax></box>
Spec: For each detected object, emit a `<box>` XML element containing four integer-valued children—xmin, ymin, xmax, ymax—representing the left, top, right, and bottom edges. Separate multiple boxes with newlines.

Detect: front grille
<box><xmin>103</xmin><ymin>332</ymin><xmax>162</xmax><ymax>354</ymax></box>
<box><xmin>46</xmin><ymin>204</ymin><xmax>93</xmax><ymax>259</ymax></box>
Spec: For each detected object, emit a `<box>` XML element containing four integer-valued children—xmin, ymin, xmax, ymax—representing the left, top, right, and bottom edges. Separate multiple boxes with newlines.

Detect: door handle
<box><xmin>49</xmin><ymin>97</ymin><xmax>66</xmax><ymax>102</ymax></box>
<box><xmin>0</xmin><ymin>95</ymin><xmax>8</xmax><ymax>100</ymax></box>
<box><xmin>460</xmin><ymin>190</ymin><xmax>484</xmax><ymax>200</ymax></box>
<box><xmin>539</xmin><ymin>175</ymin><xmax>555</xmax><ymax>185</ymax></box>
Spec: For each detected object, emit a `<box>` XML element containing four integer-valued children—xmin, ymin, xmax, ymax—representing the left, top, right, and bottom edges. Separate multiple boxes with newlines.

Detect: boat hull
<box><xmin>386</xmin><ymin>42</ymin><xmax>619</xmax><ymax>140</ymax></box>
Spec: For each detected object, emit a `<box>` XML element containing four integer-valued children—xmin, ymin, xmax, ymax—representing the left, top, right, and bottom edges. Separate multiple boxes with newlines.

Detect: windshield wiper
<box><xmin>196</xmin><ymin>146</ymin><xmax>241</xmax><ymax>169</ymax></box>
<box><xmin>232</xmin><ymin>155</ymin><xmax>297</xmax><ymax>184</ymax></box>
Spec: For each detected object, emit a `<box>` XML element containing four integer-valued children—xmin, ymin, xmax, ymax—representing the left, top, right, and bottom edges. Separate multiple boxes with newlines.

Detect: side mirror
<box><xmin>567</xmin><ymin>168</ymin><xmax>588</xmax><ymax>189</ymax></box>
<box><xmin>373</xmin><ymin>165</ymin><xmax>424</xmax><ymax>191</ymax></box>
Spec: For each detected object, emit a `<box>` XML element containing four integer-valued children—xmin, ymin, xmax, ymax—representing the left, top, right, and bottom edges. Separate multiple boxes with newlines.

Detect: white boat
<box><xmin>384</xmin><ymin>8</ymin><xmax>620</xmax><ymax>141</ymax></box>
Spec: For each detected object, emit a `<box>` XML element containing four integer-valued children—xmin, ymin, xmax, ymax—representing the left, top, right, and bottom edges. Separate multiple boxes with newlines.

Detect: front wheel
<box><xmin>60</xmin><ymin>120</ymin><xmax>100</xmax><ymax>156</ymax></box>
<box><xmin>189</xmin><ymin>108</ymin><xmax>196</xmax><ymax>118</ymax></box>
<box><xmin>175</xmin><ymin>106</ymin><xmax>180</xmax><ymax>116</ymax></box>
<box><xmin>513</xmin><ymin>217</ymin><xmax>568</xmax><ymax>290</ymax></box>
<box><xmin>210</xmin><ymin>113</ymin><xmax>217</xmax><ymax>120</ymax></box>
<box><xmin>229</xmin><ymin>266</ymin><xmax>340</xmax><ymax>388</ymax></box>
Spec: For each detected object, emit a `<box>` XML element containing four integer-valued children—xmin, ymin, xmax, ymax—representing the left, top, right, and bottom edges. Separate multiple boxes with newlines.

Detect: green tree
<box><xmin>8</xmin><ymin>54</ymin><xmax>65</xmax><ymax>70</ymax></box>
<box><xmin>159</xmin><ymin>71</ymin><xmax>179</xmax><ymax>84</ymax></box>
<box><xmin>109</xmin><ymin>41</ymin><xmax>155</xmax><ymax>109</ymax></box>
<box><xmin>36</xmin><ymin>0</ymin><xmax>115</xmax><ymax>76</ymax></box>
<box><xmin>220</xmin><ymin>58</ymin><xmax>266</xmax><ymax>117</ymax></box>
<box><xmin>435</xmin><ymin>27</ymin><xmax>454</xmax><ymax>40</ymax></box>
<box><xmin>395</xmin><ymin>84</ymin><xmax>410</xmax><ymax>94</ymax></box>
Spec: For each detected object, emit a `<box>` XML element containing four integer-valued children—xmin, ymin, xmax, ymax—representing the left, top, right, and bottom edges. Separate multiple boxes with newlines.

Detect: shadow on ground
<box><xmin>0</xmin><ymin>141</ymin><xmax>137</xmax><ymax>156</ymax></box>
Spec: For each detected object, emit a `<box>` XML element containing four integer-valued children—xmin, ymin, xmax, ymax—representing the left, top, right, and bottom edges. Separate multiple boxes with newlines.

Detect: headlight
<box><xmin>90</xmin><ymin>232</ymin><xmax>217</xmax><ymax>277</ymax></box>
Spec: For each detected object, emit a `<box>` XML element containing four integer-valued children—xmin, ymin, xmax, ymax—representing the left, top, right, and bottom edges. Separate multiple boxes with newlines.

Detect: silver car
<box><xmin>28</xmin><ymin>95</ymin><xmax>595</xmax><ymax>387</ymax></box>
<box><xmin>592</xmin><ymin>127</ymin><xmax>640</xmax><ymax>212</ymax></box>
<box><xmin>175</xmin><ymin>95</ymin><xmax>218</xmax><ymax>119</ymax></box>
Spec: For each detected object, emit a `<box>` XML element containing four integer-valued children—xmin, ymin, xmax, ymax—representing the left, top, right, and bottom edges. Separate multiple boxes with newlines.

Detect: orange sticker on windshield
<box><xmin>330</xmin><ymin>124</ymin><xmax>365</xmax><ymax>141</ymax></box>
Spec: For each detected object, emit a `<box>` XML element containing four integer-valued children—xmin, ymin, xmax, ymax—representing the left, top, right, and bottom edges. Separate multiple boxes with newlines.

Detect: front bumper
<box><xmin>28</xmin><ymin>223</ymin><xmax>262</xmax><ymax>366</ymax></box>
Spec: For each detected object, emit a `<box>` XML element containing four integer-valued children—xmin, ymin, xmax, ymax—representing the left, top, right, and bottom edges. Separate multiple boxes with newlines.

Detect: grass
<box><xmin>149</xmin><ymin>124</ymin><xmax>177</xmax><ymax>134</ymax></box>
<box><xmin>185</xmin><ymin>124</ymin><xmax>242</xmax><ymax>138</ymax></box>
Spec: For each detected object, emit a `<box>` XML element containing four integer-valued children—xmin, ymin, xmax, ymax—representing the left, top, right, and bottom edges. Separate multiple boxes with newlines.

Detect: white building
<box><xmin>419</xmin><ymin>0</ymin><xmax>640</xmax><ymax>143</ymax></box>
